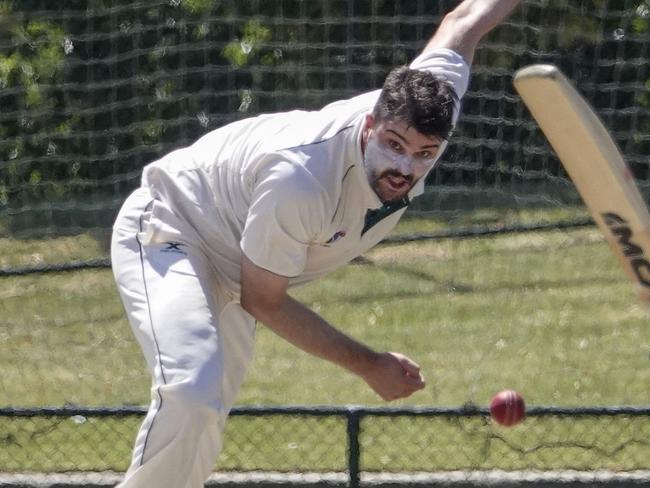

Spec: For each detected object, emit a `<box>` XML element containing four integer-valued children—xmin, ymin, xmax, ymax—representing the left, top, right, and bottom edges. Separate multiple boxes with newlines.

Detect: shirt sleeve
<box><xmin>409</xmin><ymin>48</ymin><xmax>471</xmax><ymax>122</ymax></box>
<box><xmin>240</xmin><ymin>161</ymin><xmax>327</xmax><ymax>278</ymax></box>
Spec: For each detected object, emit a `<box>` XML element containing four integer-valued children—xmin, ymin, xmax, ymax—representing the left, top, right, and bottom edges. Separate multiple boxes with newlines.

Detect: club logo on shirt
<box><xmin>325</xmin><ymin>230</ymin><xmax>346</xmax><ymax>245</ymax></box>
<box><xmin>161</xmin><ymin>241</ymin><xmax>188</xmax><ymax>255</ymax></box>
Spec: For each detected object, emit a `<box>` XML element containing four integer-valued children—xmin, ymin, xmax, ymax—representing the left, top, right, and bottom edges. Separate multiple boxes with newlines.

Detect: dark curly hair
<box><xmin>372</xmin><ymin>66</ymin><xmax>459</xmax><ymax>140</ymax></box>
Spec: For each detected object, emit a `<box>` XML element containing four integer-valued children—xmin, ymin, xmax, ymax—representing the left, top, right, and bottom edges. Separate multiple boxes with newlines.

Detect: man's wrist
<box><xmin>347</xmin><ymin>346</ymin><xmax>381</xmax><ymax>378</ymax></box>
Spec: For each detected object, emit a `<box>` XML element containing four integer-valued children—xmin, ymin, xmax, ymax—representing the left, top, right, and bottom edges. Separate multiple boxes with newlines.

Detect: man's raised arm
<box><xmin>425</xmin><ymin>0</ymin><xmax>521</xmax><ymax>65</ymax></box>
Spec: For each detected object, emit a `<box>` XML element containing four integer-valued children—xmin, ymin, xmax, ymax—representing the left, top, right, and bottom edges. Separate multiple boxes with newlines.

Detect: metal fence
<box><xmin>2</xmin><ymin>405</ymin><xmax>650</xmax><ymax>487</ymax></box>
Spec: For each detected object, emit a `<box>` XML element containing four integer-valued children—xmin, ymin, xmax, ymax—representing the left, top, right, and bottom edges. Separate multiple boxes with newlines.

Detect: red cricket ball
<box><xmin>490</xmin><ymin>389</ymin><xmax>526</xmax><ymax>426</ymax></box>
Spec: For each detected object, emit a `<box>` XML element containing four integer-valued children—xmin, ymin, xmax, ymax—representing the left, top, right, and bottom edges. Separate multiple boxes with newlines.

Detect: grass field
<box><xmin>1</xmin><ymin>208</ymin><xmax>649</xmax><ymax>472</ymax></box>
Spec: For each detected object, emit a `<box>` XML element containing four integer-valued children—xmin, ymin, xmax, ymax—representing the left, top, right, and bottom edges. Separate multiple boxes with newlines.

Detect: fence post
<box><xmin>346</xmin><ymin>407</ymin><xmax>361</xmax><ymax>488</ymax></box>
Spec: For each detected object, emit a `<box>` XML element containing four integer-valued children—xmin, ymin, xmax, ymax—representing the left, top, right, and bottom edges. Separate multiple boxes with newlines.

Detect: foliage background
<box><xmin>1</xmin><ymin>0</ymin><xmax>649</xmax><ymax>237</ymax></box>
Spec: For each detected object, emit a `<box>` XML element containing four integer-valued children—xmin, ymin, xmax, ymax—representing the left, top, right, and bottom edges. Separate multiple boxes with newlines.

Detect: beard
<box><xmin>369</xmin><ymin>169</ymin><xmax>414</xmax><ymax>203</ymax></box>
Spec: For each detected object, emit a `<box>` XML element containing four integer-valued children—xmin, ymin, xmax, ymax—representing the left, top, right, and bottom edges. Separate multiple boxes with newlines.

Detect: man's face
<box><xmin>362</xmin><ymin>115</ymin><xmax>443</xmax><ymax>203</ymax></box>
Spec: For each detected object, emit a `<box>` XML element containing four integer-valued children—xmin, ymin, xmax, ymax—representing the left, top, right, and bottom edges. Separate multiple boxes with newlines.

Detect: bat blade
<box><xmin>514</xmin><ymin>64</ymin><xmax>650</xmax><ymax>303</ymax></box>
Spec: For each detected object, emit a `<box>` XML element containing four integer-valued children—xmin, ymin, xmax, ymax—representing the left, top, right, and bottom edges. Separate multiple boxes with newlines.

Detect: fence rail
<box><xmin>2</xmin><ymin>405</ymin><xmax>649</xmax><ymax>488</ymax></box>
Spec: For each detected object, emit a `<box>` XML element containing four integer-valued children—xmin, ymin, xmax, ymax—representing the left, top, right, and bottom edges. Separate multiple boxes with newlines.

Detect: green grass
<box><xmin>245</xmin><ymin>227</ymin><xmax>648</xmax><ymax>407</ymax></box>
<box><xmin>0</xmin><ymin>233</ymin><xmax>107</xmax><ymax>269</ymax></box>
<box><xmin>393</xmin><ymin>205</ymin><xmax>591</xmax><ymax>234</ymax></box>
<box><xmin>0</xmin><ymin>213</ymin><xmax>649</xmax><ymax>472</ymax></box>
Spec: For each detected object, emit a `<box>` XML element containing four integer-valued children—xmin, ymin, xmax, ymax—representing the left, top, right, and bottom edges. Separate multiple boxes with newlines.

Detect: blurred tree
<box><xmin>0</xmin><ymin>0</ymin><xmax>648</xmax><ymax>235</ymax></box>
<box><xmin>0</xmin><ymin>1</ymin><xmax>69</xmax><ymax>233</ymax></box>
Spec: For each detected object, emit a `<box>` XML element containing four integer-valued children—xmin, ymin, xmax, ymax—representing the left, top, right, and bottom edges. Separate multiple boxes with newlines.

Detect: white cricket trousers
<box><xmin>111</xmin><ymin>187</ymin><xmax>256</xmax><ymax>488</ymax></box>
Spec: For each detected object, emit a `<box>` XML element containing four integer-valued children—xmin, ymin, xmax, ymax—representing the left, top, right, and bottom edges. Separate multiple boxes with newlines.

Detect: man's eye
<box><xmin>418</xmin><ymin>151</ymin><xmax>432</xmax><ymax>159</ymax></box>
<box><xmin>388</xmin><ymin>140</ymin><xmax>402</xmax><ymax>151</ymax></box>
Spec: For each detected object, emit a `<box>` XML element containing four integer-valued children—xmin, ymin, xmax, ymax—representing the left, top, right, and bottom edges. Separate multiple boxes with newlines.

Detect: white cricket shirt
<box><xmin>140</xmin><ymin>48</ymin><xmax>470</xmax><ymax>294</ymax></box>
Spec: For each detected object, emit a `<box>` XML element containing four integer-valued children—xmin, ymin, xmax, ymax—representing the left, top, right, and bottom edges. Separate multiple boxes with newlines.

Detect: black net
<box><xmin>1</xmin><ymin>410</ymin><xmax>649</xmax><ymax>474</ymax></box>
<box><xmin>1</xmin><ymin>0</ymin><xmax>649</xmax><ymax>237</ymax></box>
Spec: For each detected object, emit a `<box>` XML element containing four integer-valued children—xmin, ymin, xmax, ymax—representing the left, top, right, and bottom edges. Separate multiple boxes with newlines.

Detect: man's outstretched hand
<box><xmin>361</xmin><ymin>352</ymin><xmax>426</xmax><ymax>401</ymax></box>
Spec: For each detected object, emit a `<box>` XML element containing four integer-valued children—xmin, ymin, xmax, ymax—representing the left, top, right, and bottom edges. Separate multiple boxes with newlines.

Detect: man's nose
<box><xmin>395</xmin><ymin>155</ymin><xmax>414</xmax><ymax>175</ymax></box>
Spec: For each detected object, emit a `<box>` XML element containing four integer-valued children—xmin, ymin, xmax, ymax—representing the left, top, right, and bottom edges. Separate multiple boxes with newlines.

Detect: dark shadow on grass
<box><xmin>373</xmin><ymin>262</ymin><xmax>475</xmax><ymax>293</ymax></box>
<box><xmin>306</xmin><ymin>263</ymin><xmax>626</xmax><ymax>306</ymax></box>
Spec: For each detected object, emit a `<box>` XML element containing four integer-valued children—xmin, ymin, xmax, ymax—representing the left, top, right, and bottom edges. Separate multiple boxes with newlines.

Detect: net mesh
<box><xmin>1</xmin><ymin>0</ymin><xmax>649</xmax><ymax>237</ymax></box>
<box><xmin>1</xmin><ymin>410</ymin><xmax>649</xmax><ymax>473</ymax></box>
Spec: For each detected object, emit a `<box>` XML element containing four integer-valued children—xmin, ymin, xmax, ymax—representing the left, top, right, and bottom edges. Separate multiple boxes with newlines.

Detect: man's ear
<box><xmin>362</xmin><ymin>113</ymin><xmax>376</xmax><ymax>155</ymax></box>
<box><xmin>364</xmin><ymin>113</ymin><xmax>375</xmax><ymax>130</ymax></box>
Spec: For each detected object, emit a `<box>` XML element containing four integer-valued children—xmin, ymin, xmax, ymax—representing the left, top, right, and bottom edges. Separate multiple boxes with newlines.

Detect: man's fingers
<box><xmin>391</xmin><ymin>379</ymin><xmax>426</xmax><ymax>401</ymax></box>
<box><xmin>406</xmin><ymin>373</ymin><xmax>426</xmax><ymax>389</ymax></box>
<box><xmin>392</xmin><ymin>352</ymin><xmax>420</xmax><ymax>373</ymax></box>
<box><xmin>366</xmin><ymin>352</ymin><xmax>427</xmax><ymax>401</ymax></box>
<box><xmin>392</xmin><ymin>352</ymin><xmax>425</xmax><ymax>386</ymax></box>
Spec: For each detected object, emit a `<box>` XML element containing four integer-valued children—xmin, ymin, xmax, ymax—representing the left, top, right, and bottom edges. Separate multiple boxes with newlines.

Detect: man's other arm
<box><xmin>240</xmin><ymin>255</ymin><xmax>426</xmax><ymax>401</ymax></box>
<box><xmin>425</xmin><ymin>0</ymin><xmax>521</xmax><ymax>65</ymax></box>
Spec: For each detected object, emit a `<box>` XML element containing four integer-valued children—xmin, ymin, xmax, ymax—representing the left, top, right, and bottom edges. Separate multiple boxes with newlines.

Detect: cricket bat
<box><xmin>513</xmin><ymin>64</ymin><xmax>650</xmax><ymax>304</ymax></box>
